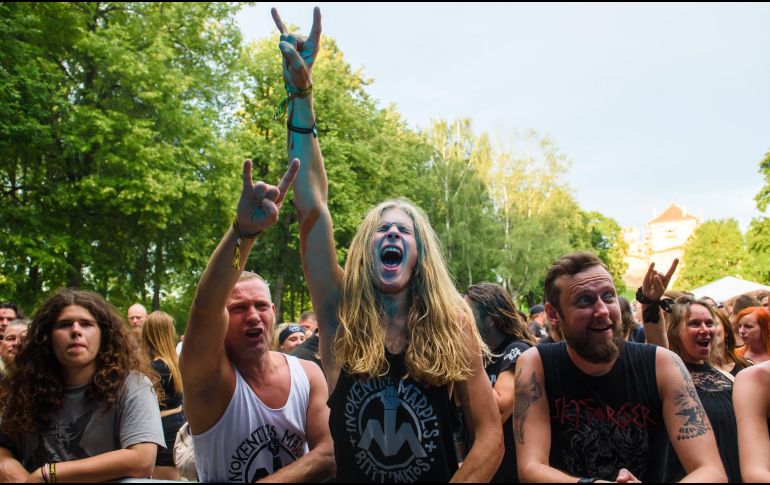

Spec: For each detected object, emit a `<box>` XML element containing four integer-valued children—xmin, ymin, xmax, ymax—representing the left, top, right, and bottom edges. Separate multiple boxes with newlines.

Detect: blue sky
<box><xmin>238</xmin><ymin>3</ymin><xmax>770</xmax><ymax>234</ymax></box>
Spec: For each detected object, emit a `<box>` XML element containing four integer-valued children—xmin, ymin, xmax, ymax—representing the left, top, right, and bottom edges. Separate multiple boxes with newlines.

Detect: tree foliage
<box><xmin>1</xmin><ymin>4</ymin><xmax>631</xmax><ymax>324</ymax></box>
<box><xmin>0</xmin><ymin>2</ymin><xmax>245</xmax><ymax>327</ymax></box>
<box><xmin>677</xmin><ymin>219</ymin><xmax>747</xmax><ymax>290</ymax></box>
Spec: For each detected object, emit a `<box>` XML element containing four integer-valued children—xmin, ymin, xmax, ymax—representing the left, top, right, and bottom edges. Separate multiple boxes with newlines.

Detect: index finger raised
<box><xmin>271</xmin><ymin>8</ymin><xmax>288</xmax><ymax>34</ymax></box>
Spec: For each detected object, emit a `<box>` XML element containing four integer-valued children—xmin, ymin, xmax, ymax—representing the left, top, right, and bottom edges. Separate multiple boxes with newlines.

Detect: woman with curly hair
<box><xmin>273</xmin><ymin>7</ymin><xmax>502</xmax><ymax>482</ymax></box>
<box><xmin>0</xmin><ymin>289</ymin><xmax>164</xmax><ymax>482</ymax></box>
<box><xmin>141</xmin><ymin>311</ymin><xmax>184</xmax><ymax>480</ymax></box>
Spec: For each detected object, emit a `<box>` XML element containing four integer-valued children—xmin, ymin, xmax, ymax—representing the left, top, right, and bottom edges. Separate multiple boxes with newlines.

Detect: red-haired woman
<box><xmin>736</xmin><ymin>307</ymin><xmax>770</xmax><ymax>364</ymax></box>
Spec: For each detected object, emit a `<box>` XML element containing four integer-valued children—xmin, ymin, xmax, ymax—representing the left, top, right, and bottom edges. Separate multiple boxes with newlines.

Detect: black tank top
<box><xmin>538</xmin><ymin>341</ymin><xmax>667</xmax><ymax>482</ymax></box>
<box><xmin>328</xmin><ymin>350</ymin><xmax>459</xmax><ymax>483</ymax></box>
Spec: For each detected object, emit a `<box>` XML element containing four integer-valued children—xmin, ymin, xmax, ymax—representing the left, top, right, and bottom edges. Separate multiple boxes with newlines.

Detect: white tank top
<box><xmin>192</xmin><ymin>353</ymin><xmax>310</xmax><ymax>482</ymax></box>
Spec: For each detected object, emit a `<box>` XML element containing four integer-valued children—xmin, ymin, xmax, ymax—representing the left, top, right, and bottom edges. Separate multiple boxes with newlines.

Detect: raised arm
<box><xmin>181</xmin><ymin>158</ymin><xmax>298</xmax><ymax>434</ymax></box>
<box><xmin>639</xmin><ymin>259</ymin><xmax>678</xmax><ymax>348</ymax></box>
<box><xmin>734</xmin><ymin>362</ymin><xmax>770</xmax><ymax>482</ymax></box>
<box><xmin>272</xmin><ymin>7</ymin><xmax>343</xmax><ymax>387</ymax></box>
<box><xmin>656</xmin><ymin>348</ymin><xmax>727</xmax><ymax>482</ymax></box>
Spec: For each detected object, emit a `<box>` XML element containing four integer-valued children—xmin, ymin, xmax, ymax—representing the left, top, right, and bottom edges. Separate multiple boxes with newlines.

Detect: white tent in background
<box><xmin>690</xmin><ymin>276</ymin><xmax>770</xmax><ymax>302</ymax></box>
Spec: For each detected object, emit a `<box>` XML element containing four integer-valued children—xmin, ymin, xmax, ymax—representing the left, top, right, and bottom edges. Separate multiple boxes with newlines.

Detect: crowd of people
<box><xmin>0</xmin><ymin>7</ymin><xmax>769</xmax><ymax>483</ymax></box>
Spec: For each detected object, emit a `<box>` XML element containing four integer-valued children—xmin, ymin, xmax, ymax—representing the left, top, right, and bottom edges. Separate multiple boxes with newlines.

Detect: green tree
<box><xmin>573</xmin><ymin>211</ymin><xmax>629</xmax><ymax>294</ymax></box>
<box><xmin>416</xmin><ymin>119</ymin><xmax>502</xmax><ymax>289</ymax></box>
<box><xmin>485</xmin><ymin>130</ymin><xmax>582</xmax><ymax>305</ymax></box>
<box><xmin>746</xmin><ymin>217</ymin><xmax>770</xmax><ymax>285</ymax></box>
<box><xmin>0</xmin><ymin>3</ymin><xmax>245</xmax><ymax>325</ymax></box>
<box><xmin>746</xmin><ymin>149</ymin><xmax>770</xmax><ymax>285</ymax></box>
<box><xmin>677</xmin><ymin>219</ymin><xmax>747</xmax><ymax>290</ymax></box>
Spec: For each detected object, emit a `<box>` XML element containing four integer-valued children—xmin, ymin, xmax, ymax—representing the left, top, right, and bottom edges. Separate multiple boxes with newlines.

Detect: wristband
<box><xmin>49</xmin><ymin>462</ymin><xmax>57</xmax><ymax>483</ymax></box>
<box><xmin>231</xmin><ymin>219</ymin><xmax>261</xmax><ymax>270</ymax></box>
<box><xmin>287</xmin><ymin>121</ymin><xmax>317</xmax><ymax>138</ymax></box>
<box><xmin>577</xmin><ymin>478</ymin><xmax>599</xmax><ymax>484</ymax></box>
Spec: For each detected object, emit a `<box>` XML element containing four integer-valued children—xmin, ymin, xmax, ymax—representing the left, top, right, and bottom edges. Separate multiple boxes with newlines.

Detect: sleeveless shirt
<box><xmin>488</xmin><ymin>337</ymin><xmax>532</xmax><ymax>482</ymax></box>
<box><xmin>538</xmin><ymin>341</ymin><xmax>668</xmax><ymax>482</ymax></box>
<box><xmin>329</xmin><ymin>350</ymin><xmax>459</xmax><ymax>483</ymax></box>
<box><xmin>192</xmin><ymin>354</ymin><xmax>310</xmax><ymax>482</ymax></box>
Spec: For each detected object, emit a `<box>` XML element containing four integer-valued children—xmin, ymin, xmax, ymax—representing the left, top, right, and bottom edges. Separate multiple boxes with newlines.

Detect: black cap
<box><xmin>529</xmin><ymin>304</ymin><xmax>545</xmax><ymax>315</ymax></box>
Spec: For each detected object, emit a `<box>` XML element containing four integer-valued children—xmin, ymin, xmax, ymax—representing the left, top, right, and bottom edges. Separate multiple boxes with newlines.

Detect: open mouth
<box><xmin>381</xmin><ymin>247</ymin><xmax>403</xmax><ymax>268</ymax></box>
<box><xmin>245</xmin><ymin>328</ymin><xmax>264</xmax><ymax>338</ymax></box>
<box><xmin>696</xmin><ymin>338</ymin><xmax>711</xmax><ymax>349</ymax></box>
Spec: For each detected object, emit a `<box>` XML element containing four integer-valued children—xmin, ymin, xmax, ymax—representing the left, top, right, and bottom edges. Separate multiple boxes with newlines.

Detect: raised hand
<box><xmin>642</xmin><ymin>258</ymin><xmax>679</xmax><ymax>301</ymax></box>
<box><xmin>236</xmin><ymin>158</ymin><xmax>300</xmax><ymax>235</ymax></box>
<box><xmin>271</xmin><ymin>7</ymin><xmax>322</xmax><ymax>90</ymax></box>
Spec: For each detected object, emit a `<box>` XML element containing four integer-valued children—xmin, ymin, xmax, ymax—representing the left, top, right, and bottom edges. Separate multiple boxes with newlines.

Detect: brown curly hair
<box><xmin>0</xmin><ymin>288</ymin><xmax>156</xmax><ymax>433</ymax></box>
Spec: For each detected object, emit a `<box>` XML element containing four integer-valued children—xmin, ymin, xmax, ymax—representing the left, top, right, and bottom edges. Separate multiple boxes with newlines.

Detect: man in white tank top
<box><xmin>180</xmin><ymin>157</ymin><xmax>335</xmax><ymax>482</ymax></box>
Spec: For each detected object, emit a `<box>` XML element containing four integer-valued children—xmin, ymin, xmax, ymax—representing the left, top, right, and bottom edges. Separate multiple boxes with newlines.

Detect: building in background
<box><xmin>623</xmin><ymin>204</ymin><xmax>701</xmax><ymax>289</ymax></box>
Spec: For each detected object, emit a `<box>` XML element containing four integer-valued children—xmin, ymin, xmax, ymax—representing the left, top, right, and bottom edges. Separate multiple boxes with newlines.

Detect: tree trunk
<box><xmin>274</xmin><ymin>273</ymin><xmax>284</xmax><ymax>323</ymax></box>
<box><xmin>152</xmin><ymin>239</ymin><xmax>163</xmax><ymax>311</ymax></box>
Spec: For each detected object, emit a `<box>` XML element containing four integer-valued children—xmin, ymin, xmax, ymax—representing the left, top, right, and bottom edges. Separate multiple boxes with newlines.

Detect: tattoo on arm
<box><xmin>513</xmin><ymin>370</ymin><xmax>543</xmax><ymax>445</ymax></box>
<box><xmin>671</xmin><ymin>355</ymin><xmax>711</xmax><ymax>441</ymax></box>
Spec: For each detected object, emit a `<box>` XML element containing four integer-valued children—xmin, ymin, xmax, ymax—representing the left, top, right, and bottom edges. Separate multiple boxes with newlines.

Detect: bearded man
<box><xmin>513</xmin><ymin>251</ymin><xmax>726</xmax><ymax>483</ymax></box>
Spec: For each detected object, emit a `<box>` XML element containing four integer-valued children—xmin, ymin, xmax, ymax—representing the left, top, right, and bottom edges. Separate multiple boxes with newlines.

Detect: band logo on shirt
<box><xmin>345</xmin><ymin>377</ymin><xmax>441</xmax><ymax>482</ymax></box>
<box><xmin>228</xmin><ymin>424</ymin><xmax>305</xmax><ymax>482</ymax></box>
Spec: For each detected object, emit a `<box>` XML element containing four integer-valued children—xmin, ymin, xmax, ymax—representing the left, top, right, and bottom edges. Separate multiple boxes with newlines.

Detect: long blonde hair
<box><xmin>334</xmin><ymin>199</ymin><xmax>488</xmax><ymax>386</ymax></box>
<box><xmin>142</xmin><ymin>311</ymin><xmax>183</xmax><ymax>396</ymax></box>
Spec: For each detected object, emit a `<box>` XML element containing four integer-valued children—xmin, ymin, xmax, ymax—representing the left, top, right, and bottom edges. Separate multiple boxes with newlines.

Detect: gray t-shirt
<box><xmin>0</xmin><ymin>371</ymin><xmax>165</xmax><ymax>471</ymax></box>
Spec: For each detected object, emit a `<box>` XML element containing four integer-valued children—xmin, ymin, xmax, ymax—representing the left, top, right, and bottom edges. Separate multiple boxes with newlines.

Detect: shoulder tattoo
<box><xmin>671</xmin><ymin>354</ymin><xmax>712</xmax><ymax>441</ymax></box>
<box><xmin>513</xmin><ymin>369</ymin><xmax>543</xmax><ymax>445</ymax></box>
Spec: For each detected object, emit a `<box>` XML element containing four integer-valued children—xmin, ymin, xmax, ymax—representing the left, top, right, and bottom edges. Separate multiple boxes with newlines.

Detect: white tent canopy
<box><xmin>690</xmin><ymin>276</ymin><xmax>770</xmax><ymax>302</ymax></box>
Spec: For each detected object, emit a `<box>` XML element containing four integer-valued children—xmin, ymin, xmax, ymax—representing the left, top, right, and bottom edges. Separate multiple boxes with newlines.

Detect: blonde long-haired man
<box><xmin>274</xmin><ymin>7</ymin><xmax>502</xmax><ymax>482</ymax></box>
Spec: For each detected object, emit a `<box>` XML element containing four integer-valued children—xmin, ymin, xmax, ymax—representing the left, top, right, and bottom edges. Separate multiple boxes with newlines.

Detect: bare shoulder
<box><xmin>735</xmin><ymin>362</ymin><xmax>770</xmax><ymax>391</ymax></box>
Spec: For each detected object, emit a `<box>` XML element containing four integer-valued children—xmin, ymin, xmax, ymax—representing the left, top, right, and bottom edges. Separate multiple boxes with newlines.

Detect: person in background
<box><xmin>712</xmin><ymin>308</ymin><xmax>752</xmax><ymax>377</ymax></box>
<box><xmin>0</xmin><ymin>303</ymin><xmax>23</xmax><ymax>340</ymax></box>
<box><xmin>142</xmin><ymin>311</ymin><xmax>185</xmax><ymax>480</ymax></box>
<box><xmin>736</xmin><ymin>307</ymin><xmax>770</xmax><ymax>364</ymax></box>
<box><xmin>527</xmin><ymin>304</ymin><xmax>548</xmax><ymax>340</ymax></box>
<box><xmin>128</xmin><ymin>303</ymin><xmax>148</xmax><ymax>329</ymax></box>
<box><xmin>0</xmin><ymin>289</ymin><xmax>164</xmax><ymax>482</ymax></box>
<box><xmin>731</xmin><ymin>294</ymin><xmax>761</xmax><ymax>347</ymax></box>
<box><xmin>619</xmin><ymin>296</ymin><xmax>645</xmax><ymax>343</ymax></box>
<box><xmin>0</xmin><ymin>319</ymin><xmax>29</xmax><ymax>372</ymax></box>
<box><xmin>278</xmin><ymin>324</ymin><xmax>306</xmax><ymax>353</ymax></box>
<box><xmin>465</xmin><ymin>282</ymin><xmax>536</xmax><ymax>482</ymax></box>
<box><xmin>298</xmin><ymin>311</ymin><xmax>317</xmax><ymax>338</ymax></box>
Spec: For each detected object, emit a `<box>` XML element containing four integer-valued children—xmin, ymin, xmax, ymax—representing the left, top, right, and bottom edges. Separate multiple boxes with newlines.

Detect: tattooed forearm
<box><xmin>513</xmin><ymin>370</ymin><xmax>543</xmax><ymax>445</ymax></box>
<box><xmin>671</xmin><ymin>354</ymin><xmax>711</xmax><ymax>441</ymax></box>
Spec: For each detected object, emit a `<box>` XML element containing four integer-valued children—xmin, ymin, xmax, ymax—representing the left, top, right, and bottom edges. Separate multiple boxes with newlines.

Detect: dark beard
<box><xmin>569</xmin><ymin>333</ymin><xmax>622</xmax><ymax>364</ymax></box>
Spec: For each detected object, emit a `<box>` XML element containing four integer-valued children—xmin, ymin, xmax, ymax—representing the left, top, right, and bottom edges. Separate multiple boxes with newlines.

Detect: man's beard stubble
<box><xmin>563</xmin><ymin>324</ymin><xmax>622</xmax><ymax>364</ymax></box>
